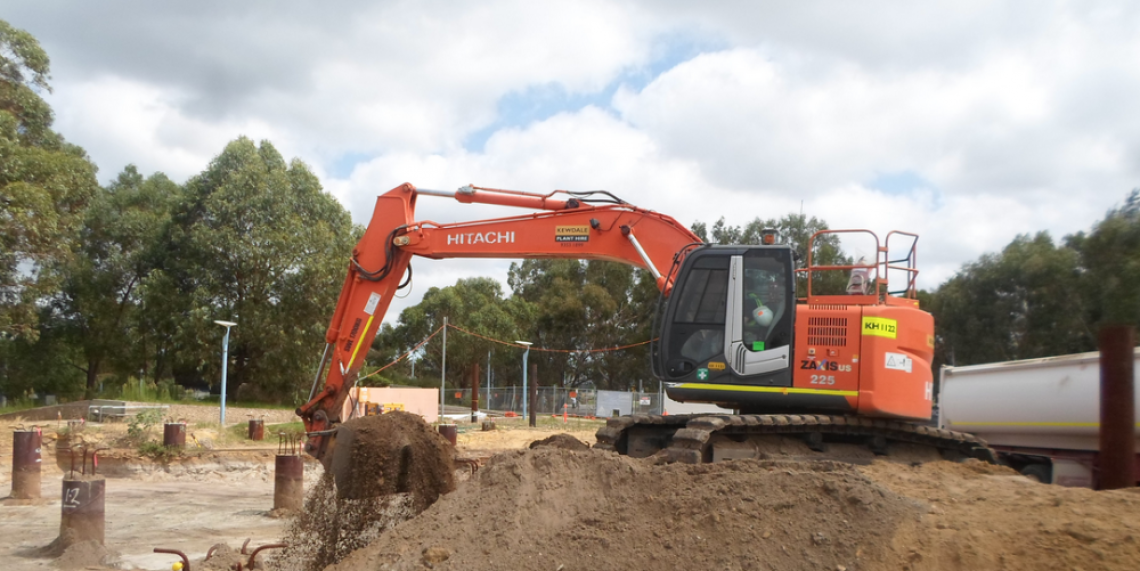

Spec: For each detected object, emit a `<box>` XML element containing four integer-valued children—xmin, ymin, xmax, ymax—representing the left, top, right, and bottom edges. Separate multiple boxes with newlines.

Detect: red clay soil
<box><xmin>324</xmin><ymin>448</ymin><xmax>1140</xmax><ymax>571</ymax></box>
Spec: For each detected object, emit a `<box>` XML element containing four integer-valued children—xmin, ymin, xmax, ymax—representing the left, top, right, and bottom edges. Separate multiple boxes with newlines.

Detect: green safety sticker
<box><xmin>696</xmin><ymin>368</ymin><xmax>709</xmax><ymax>380</ymax></box>
<box><xmin>752</xmin><ymin>341</ymin><xmax>765</xmax><ymax>351</ymax></box>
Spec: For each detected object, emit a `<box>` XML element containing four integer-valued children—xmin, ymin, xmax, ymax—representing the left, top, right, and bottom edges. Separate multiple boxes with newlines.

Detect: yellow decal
<box><xmin>707</xmin><ymin>362</ymin><xmax>726</xmax><ymax>371</ymax></box>
<box><xmin>861</xmin><ymin>316</ymin><xmax>897</xmax><ymax>339</ymax></box>
<box><xmin>555</xmin><ymin>225</ymin><xmax>590</xmax><ymax>243</ymax></box>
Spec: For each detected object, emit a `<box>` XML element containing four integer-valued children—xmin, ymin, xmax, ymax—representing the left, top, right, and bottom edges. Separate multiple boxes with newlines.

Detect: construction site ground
<box><xmin>2</xmin><ymin>405</ymin><xmax>1140</xmax><ymax>571</ymax></box>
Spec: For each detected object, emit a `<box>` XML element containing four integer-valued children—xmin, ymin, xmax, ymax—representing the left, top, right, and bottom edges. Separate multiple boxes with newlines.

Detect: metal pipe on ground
<box><xmin>1099</xmin><ymin>324</ymin><xmax>1136</xmax><ymax>490</ymax></box>
<box><xmin>163</xmin><ymin>422</ymin><xmax>186</xmax><ymax>448</ymax></box>
<box><xmin>11</xmin><ymin>428</ymin><xmax>42</xmax><ymax>499</ymax></box>
<box><xmin>60</xmin><ymin>477</ymin><xmax>105</xmax><ymax>546</ymax></box>
<box><xmin>274</xmin><ymin>455</ymin><xmax>304</xmax><ymax>511</ymax></box>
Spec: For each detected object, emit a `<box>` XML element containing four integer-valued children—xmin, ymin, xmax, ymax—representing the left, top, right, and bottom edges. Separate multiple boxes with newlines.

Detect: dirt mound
<box><xmin>861</xmin><ymin>460</ymin><xmax>1140</xmax><ymax>570</ymax></box>
<box><xmin>56</xmin><ymin>540</ymin><xmax>114</xmax><ymax>570</ymax></box>
<box><xmin>528</xmin><ymin>433</ymin><xmax>590</xmax><ymax>451</ymax></box>
<box><xmin>198</xmin><ymin>543</ymin><xmax>244</xmax><ymax>571</ymax></box>
<box><xmin>327</xmin><ymin>448</ymin><xmax>923</xmax><ymax>571</ymax></box>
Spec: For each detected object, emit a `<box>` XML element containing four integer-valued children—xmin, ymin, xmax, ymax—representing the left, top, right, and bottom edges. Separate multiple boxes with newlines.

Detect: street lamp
<box><xmin>214</xmin><ymin>320</ymin><xmax>237</xmax><ymax>425</ymax></box>
<box><xmin>516</xmin><ymin>341</ymin><xmax>532</xmax><ymax>419</ymax></box>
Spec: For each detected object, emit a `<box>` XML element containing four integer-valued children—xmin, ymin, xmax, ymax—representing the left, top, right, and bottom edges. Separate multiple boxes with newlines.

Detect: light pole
<box><xmin>516</xmin><ymin>341</ymin><xmax>532</xmax><ymax>418</ymax></box>
<box><xmin>214</xmin><ymin>320</ymin><xmax>236</xmax><ymax>425</ymax></box>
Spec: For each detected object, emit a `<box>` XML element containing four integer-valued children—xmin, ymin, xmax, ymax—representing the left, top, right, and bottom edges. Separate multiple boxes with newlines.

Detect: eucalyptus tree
<box><xmin>929</xmin><ymin>232</ymin><xmax>1091</xmax><ymax>366</ymax></box>
<box><xmin>507</xmin><ymin>259</ymin><xmax>657</xmax><ymax>390</ymax></box>
<box><xmin>48</xmin><ymin>166</ymin><xmax>179</xmax><ymax>396</ymax></box>
<box><xmin>0</xmin><ymin>20</ymin><xmax>98</xmax><ymax>339</ymax></box>
<box><xmin>372</xmin><ymin>277</ymin><xmax>527</xmax><ymax>391</ymax></box>
<box><xmin>160</xmin><ymin>138</ymin><xmax>355</xmax><ymax>402</ymax></box>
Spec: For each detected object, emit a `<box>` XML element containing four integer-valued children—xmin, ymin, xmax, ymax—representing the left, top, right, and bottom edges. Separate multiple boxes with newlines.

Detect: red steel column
<box><xmin>1099</xmin><ymin>325</ymin><xmax>1135</xmax><ymax>490</ymax></box>
<box><xmin>163</xmin><ymin>422</ymin><xmax>186</xmax><ymax>448</ymax></box>
<box><xmin>273</xmin><ymin>455</ymin><xmax>304</xmax><ymax>511</ymax></box>
<box><xmin>529</xmin><ymin>362</ymin><xmax>538</xmax><ymax>427</ymax></box>
<box><xmin>471</xmin><ymin>364</ymin><xmax>480</xmax><ymax>423</ymax></box>
<box><xmin>11</xmin><ymin>429</ymin><xmax>42</xmax><ymax>499</ymax></box>
<box><xmin>437</xmin><ymin>424</ymin><xmax>458</xmax><ymax>445</ymax></box>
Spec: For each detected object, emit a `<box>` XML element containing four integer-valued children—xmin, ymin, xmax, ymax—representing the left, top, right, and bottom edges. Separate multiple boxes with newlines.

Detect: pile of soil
<box><xmin>324</xmin><ymin>448</ymin><xmax>1140</xmax><ymax>571</ymax></box>
<box><xmin>198</xmin><ymin>543</ymin><xmax>245</xmax><ymax>571</ymax></box>
<box><xmin>865</xmin><ymin>460</ymin><xmax>1140</xmax><ymax>570</ymax></box>
<box><xmin>56</xmin><ymin>540</ymin><xmax>114</xmax><ymax>570</ymax></box>
<box><xmin>328</xmin><ymin>448</ymin><xmax>923</xmax><ymax>571</ymax></box>
<box><xmin>528</xmin><ymin>433</ymin><xmax>590</xmax><ymax>451</ymax></box>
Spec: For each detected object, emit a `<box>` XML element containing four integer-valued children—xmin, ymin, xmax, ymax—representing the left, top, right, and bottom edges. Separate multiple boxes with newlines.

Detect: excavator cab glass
<box><xmin>657</xmin><ymin>245</ymin><xmax>795</xmax><ymax>387</ymax></box>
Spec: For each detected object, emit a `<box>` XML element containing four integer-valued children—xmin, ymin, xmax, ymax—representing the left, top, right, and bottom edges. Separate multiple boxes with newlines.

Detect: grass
<box><xmin>222</xmin><ymin>420</ymin><xmax>306</xmax><ymax>443</ymax></box>
<box><xmin>0</xmin><ymin>400</ymin><xmax>44</xmax><ymax>416</ymax></box>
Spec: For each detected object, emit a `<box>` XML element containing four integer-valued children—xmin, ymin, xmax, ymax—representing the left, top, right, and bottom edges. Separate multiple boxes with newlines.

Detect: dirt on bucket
<box><xmin>275</xmin><ymin>412</ymin><xmax>457</xmax><ymax>571</ymax></box>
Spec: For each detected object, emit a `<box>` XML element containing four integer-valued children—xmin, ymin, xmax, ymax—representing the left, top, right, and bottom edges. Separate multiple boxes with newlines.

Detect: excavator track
<box><xmin>595</xmin><ymin>414</ymin><xmax>996</xmax><ymax>465</ymax></box>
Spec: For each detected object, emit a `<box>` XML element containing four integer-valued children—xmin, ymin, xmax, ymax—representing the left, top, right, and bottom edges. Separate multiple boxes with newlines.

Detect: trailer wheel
<box><xmin>1020</xmin><ymin>463</ymin><xmax>1052</xmax><ymax>484</ymax></box>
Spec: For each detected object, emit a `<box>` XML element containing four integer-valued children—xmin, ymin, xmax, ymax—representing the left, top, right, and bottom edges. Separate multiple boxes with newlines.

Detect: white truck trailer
<box><xmin>939</xmin><ymin>349</ymin><xmax>1140</xmax><ymax>488</ymax></box>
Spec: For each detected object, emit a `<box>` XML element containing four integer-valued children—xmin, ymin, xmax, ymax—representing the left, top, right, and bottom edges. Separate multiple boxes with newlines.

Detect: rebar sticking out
<box><xmin>153</xmin><ymin>548</ymin><xmax>190</xmax><ymax>571</ymax></box>
<box><xmin>274</xmin><ymin>435</ymin><xmax>304</xmax><ymax>511</ymax></box>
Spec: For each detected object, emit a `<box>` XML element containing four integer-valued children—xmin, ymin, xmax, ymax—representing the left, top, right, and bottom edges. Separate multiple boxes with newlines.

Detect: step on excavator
<box><xmin>296</xmin><ymin>183</ymin><xmax>994</xmax><ymax>497</ymax></box>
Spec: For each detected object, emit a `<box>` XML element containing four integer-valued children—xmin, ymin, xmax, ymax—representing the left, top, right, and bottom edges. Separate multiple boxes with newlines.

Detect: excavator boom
<box><xmin>297</xmin><ymin>183</ymin><xmax>700</xmax><ymax>462</ymax></box>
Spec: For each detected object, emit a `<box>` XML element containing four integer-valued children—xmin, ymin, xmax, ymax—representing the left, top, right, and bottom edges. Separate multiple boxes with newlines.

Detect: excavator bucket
<box><xmin>325</xmin><ymin>424</ymin><xmax>358</xmax><ymax>499</ymax></box>
<box><xmin>323</xmin><ymin>412</ymin><xmax>456</xmax><ymax>504</ymax></box>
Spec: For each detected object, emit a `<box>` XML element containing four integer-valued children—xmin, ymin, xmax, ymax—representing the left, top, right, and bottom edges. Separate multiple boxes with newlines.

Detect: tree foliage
<box><xmin>159</xmin><ymin>138</ymin><xmax>355</xmax><ymax>403</ymax></box>
<box><xmin>507</xmin><ymin>260</ymin><xmax>658</xmax><ymax>390</ymax></box>
<box><xmin>48</xmin><ymin>166</ymin><xmax>180</xmax><ymax>396</ymax></box>
<box><xmin>0</xmin><ymin>19</ymin><xmax>98</xmax><ymax>340</ymax></box>
<box><xmin>692</xmin><ymin>213</ymin><xmax>851</xmax><ymax>295</ymax></box>
<box><xmin>372</xmin><ymin>277</ymin><xmax>527</xmax><ymax>390</ymax></box>
<box><xmin>929</xmin><ymin>232</ymin><xmax>1092</xmax><ymax>366</ymax></box>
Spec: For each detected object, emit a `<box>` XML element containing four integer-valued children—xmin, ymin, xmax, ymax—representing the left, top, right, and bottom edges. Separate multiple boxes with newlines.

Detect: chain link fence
<box><xmin>442</xmin><ymin>387</ymin><xmax>665</xmax><ymax>417</ymax></box>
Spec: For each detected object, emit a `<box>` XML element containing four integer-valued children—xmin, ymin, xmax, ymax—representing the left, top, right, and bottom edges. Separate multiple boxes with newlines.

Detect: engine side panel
<box><xmin>855</xmin><ymin>302</ymin><xmax>934</xmax><ymax>420</ymax></box>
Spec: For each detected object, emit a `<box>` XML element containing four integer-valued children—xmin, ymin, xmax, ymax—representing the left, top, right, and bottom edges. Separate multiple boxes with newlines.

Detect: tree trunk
<box><xmin>85</xmin><ymin>358</ymin><xmax>101</xmax><ymax>399</ymax></box>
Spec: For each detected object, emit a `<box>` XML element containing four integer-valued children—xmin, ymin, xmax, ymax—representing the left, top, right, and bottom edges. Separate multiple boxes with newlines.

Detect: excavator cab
<box><xmin>654</xmin><ymin>244</ymin><xmax>797</xmax><ymax>393</ymax></box>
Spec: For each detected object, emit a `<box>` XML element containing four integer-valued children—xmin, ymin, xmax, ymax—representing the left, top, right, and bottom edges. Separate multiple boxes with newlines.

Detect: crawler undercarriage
<box><xmin>595</xmin><ymin>414</ymin><xmax>997</xmax><ymax>465</ymax></box>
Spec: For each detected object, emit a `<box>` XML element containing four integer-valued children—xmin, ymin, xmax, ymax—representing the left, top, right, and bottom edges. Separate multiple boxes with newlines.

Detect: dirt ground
<box><xmin>2</xmin><ymin>407</ymin><xmax>1140</xmax><ymax>571</ymax></box>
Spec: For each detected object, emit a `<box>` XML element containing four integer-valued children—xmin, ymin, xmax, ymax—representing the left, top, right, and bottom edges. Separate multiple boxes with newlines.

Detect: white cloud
<box><xmin>15</xmin><ymin>1</ymin><xmax>1140</xmax><ymax>329</ymax></box>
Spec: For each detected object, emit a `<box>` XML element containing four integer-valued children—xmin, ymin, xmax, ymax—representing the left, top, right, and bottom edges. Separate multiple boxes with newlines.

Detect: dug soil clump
<box><xmin>332</xmin><ymin>411</ymin><xmax>455</xmax><ymax>506</ymax></box>
<box><xmin>277</xmin><ymin>412</ymin><xmax>456</xmax><ymax>571</ymax></box>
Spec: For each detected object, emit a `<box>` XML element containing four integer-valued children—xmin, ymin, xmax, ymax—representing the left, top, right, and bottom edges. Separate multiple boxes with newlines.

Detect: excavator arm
<box><xmin>297</xmin><ymin>183</ymin><xmax>701</xmax><ymax>462</ymax></box>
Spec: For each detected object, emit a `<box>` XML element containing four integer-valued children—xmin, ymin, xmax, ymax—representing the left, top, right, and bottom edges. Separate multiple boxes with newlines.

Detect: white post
<box><xmin>214</xmin><ymin>320</ymin><xmax>237</xmax><ymax>426</ymax></box>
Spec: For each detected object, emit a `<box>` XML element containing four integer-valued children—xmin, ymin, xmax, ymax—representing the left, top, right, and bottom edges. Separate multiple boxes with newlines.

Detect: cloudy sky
<box><xmin>7</xmin><ymin>2</ymin><xmax>1138</xmax><ymax>322</ymax></box>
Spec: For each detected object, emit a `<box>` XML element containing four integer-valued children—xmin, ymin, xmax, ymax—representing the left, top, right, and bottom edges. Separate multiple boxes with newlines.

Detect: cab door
<box><xmin>658</xmin><ymin>246</ymin><xmax>794</xmax><ymax>387</ymax></box>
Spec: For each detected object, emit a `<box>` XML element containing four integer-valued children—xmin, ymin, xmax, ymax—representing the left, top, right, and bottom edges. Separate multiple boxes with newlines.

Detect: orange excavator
<box><xmin>297</xmin><ymin>183</ymin><xmax>992</xmax><ymax>483</ymax></box>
